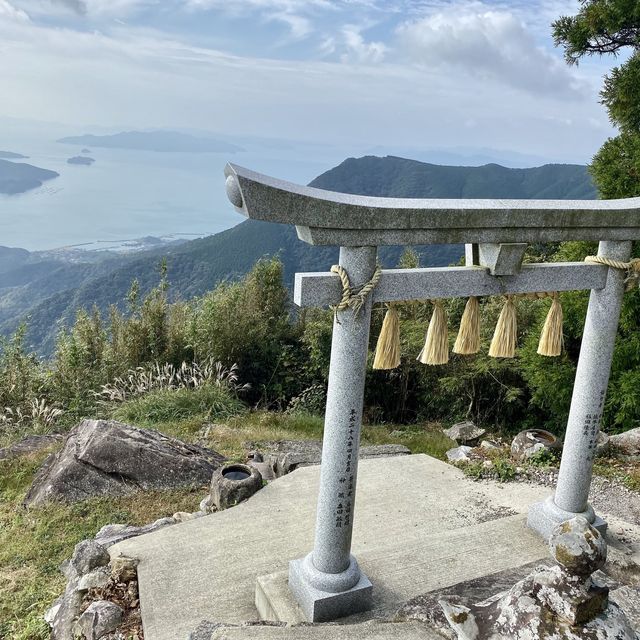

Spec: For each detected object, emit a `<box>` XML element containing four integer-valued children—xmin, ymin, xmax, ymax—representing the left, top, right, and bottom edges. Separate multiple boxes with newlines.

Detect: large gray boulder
<box><xmin>444</xmin><ymin>421</ymin><xmax>486</xmax><ymax>446</ymax></box>
<box><xmin>75</xmin><ymin>601</ymin><xmax>123</xmax><ymax>640</ymax></box>
<box><xmin>610</xmin><ymin>428</ymin><xmax>640</xmax><ymax>459</ymax></box>
<box><xmin>24</xmin><ymin>419</ymin><xmax>225</xmax><ymax>506</ymax></box>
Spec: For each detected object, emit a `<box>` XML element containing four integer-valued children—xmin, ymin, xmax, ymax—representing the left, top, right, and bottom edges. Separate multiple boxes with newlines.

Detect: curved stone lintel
<box><xmin>224</xmin><ymin>163</ymin><xmax>640</xmax><ymax>246</ymax></box>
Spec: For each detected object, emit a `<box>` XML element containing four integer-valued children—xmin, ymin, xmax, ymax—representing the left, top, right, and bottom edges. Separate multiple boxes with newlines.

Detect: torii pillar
<box><xmin>224</xmin><ymin>162</ymin><xmax>640</xmax><ymax>622</ymax></box>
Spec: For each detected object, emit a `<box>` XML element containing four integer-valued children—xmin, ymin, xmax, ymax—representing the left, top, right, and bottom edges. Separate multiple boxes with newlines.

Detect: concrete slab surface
<box><xmin>109</xmin><ymin>454</ymin><xmax>633</xmax><ymax>640</ymax></box>
<box><xmin>205</xmin><ymin>621</ymin><xmax>443</xmax><ymax>640</ymax></box>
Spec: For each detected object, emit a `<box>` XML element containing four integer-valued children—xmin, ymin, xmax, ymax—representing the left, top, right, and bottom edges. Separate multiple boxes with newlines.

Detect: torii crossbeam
<box><xmin>225</xmin><ymin>162</ymin><xmax>640</xmax><ymax>623</ymax></box>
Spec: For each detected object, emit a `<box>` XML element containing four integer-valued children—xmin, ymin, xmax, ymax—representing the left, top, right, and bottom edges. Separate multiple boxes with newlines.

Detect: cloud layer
<box><xmin>0</xmin><ymin>0</ymin><xmax>614</xmax><ymax>162</ymax></box>
<box><xmin>397</xmin><ymin>5</ymin><xmax>586</xmax><ymax>98</ymax></box>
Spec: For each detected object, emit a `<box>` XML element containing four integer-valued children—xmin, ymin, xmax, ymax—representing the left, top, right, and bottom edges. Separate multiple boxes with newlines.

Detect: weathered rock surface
<box><xmin>94</xmin><ymin>517</ymin><xmax>178</xmax><ymax>547</ymax></box>
<box><xmin>75</xmin><ymin>600</ymin><xmax>123</xmax><ymax>640</ymax></box>
<box><xmin>203</xmin><ymin>463</ymin><xmax>263</xmax><ymax>511</ymax></box>
<box><xmin>511</xmin><ymin>428</ymin><xmax>562</xmax><ymax>462</ymax></box>
<box><xmin>24</xmin><ymin>419</ymin><xmax>226</xmax><ymax>506</ymax></box>
<box><xmin>439</xmin><ymin>517</ymin><xmax>638</xmax><ymax>640</ymax></box>
<box><xmin>0</xmin><ymin>433</ymin><xmax>64</xmax><ymax>460</ymax></box>
<box><xmin>243</xmin><ymin>440</ymin><xmax>410</xmax><ymax>477</ymax></box>
<box><xmin>110</xmin><ymin>556</ymin><xmax>139</xmax><ymax>583</ymax></box>
<box><xmin>610</xmin><ymin>428</ymin><xmax>640</xmax><ymax>459</ymax></box>
<box><xmin>446</xmin><ymin>446</ymin><xmax>474</xmax><ymax>463</ymax></box>
<box><xmin>444</xmin><ymin>421</ymin><xmax>486</xmax><ymax>445</ymax></box>
<box><xmin>69</xmin><ymin>540</ymin><xmax>111</xmax><ymax>577</ymax></box>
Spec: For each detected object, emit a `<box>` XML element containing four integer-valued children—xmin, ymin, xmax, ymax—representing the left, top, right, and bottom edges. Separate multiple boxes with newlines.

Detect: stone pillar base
<box><xmin>528</xmin><ymin>495</ymin><xmax>607</xmax><ymax>541</ymax></box>
<box><xmin>288</xmin><ymin>555</ymin><xmax>373</xmax><ymax>622</ymax></box>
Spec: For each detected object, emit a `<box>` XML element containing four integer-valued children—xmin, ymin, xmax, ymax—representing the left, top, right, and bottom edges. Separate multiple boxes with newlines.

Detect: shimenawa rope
<box><xmin>330</xmin><ymin>264</ymin><xmax>382</xmax><ymax>317</ymax></box>
<box><xmin>584</xmin><ymin>255</ymin><xmax>640</xmax><ymax>291</ymax></box>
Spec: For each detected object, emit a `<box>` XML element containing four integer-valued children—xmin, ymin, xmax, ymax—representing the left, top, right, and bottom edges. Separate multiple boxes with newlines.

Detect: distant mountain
<box><xmin>311</xmin><ymin>156</ymin><xmax>596</xmax><ymax>199</ymax></box>
<box><xmin>0</xmin><ymin>151</ymin><xmax>28</xmax><ymax>159</ymax></box>
<box><xmin>0</xmin><ymin>156</ymin><xmax>596</xmax><ymax>353</ymax></box>
<box><xmin>0</xmin><ymin>159</ymin><xmax>59</xmax><ymax>195</ymax></box>
<box><xmin>57</xmin><ymin>131</ymin><xmax>245</xmax><ymax>154</ymax></box>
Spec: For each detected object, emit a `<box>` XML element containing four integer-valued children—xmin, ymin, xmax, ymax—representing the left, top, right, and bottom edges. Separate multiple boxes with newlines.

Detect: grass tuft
<box><xmin>112</xmin><ymin>384</ymin><xmax>246</xmax><ymax>425</ymax></box>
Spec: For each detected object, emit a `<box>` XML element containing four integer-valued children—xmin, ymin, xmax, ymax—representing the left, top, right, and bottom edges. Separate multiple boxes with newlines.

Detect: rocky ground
<box><xmin>5</xmin><ymin>419</ymin><xmax>640</xmax><ymax>640</ymax></box>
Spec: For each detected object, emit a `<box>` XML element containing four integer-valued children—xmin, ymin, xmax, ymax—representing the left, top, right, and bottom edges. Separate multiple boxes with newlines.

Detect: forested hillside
<box><xmin>0</xmin><ymin>157</ymin><xmax>596</xmax><ymax>353</ymax></box>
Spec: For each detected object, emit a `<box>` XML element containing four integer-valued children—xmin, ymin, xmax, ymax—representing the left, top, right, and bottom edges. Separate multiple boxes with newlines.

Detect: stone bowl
<box><xmin>202</xmin><ymin>463</ymin><xmax>263</xmax><ymax>512</ymax></box>
<box><xmin>511</xmin><ymin>428</ymin><xmax>562</xmax><ymax>462</ymax></box>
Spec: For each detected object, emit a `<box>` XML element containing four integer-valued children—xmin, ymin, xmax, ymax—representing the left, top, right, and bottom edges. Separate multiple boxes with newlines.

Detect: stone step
<box><xmin>255</xmin><ymin>513</ymin><xmax>550</xmax><ymax>624</ymax></box>
<box><xmin>192</xmin><ymin>621</ymin><xmax>441</xmax><ymax>640</ymax></box>
<box><xmin>110</xmin><ymin>454</ymin><xmax>555</xmax><ymax>640</ymax></box>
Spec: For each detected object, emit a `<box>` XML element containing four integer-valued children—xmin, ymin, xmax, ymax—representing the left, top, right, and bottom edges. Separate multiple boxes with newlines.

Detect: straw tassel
<box><xmin>373</xmin><ymin>305</ymin><xmax>401</xmax><ymax>370</ymax></box>
<box><xmin>537</xmin><ymin>293</ymin><xmax>564</xmax><ymax>357</ymax></box>
<box><xmin>489</xmin><ymin>296</ymin><xmax>518</xmax><ymax>358</ymax></box>
<box><xmin>418</xmin><ymin>300</ymin><xmax>449</xmax><ymax>365</ymax></box>
<box><xmin>453</xmin><ymin>296</ymin><xmax>480</xmax><ymax>355</ymax></box>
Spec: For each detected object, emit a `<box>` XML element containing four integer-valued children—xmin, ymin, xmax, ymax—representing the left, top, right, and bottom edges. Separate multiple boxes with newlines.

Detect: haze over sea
<box><xmin>0</xmin><ymin>122</ymin><xmax>559</xmax><ymax>252</ymax></box>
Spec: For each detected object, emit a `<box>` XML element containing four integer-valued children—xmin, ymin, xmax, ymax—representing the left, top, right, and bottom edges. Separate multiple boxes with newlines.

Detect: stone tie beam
<box><xmin>224</xmin><ymin>162</ymin><xmax>640</xmax><ymax>622</ymax></box>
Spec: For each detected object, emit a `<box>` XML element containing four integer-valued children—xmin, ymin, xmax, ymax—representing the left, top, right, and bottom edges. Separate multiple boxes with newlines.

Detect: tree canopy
<box><xmin>553</xmin><ymin>0</ymin><xmax>640</xmax><ymax>198</ymax></box>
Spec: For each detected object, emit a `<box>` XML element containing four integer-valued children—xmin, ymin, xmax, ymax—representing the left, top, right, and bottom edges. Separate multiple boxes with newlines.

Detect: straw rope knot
<box><xmin>330</xmin><ymin>264</ymin><xmax>382</xmax><ymax>317</ymax></box>
<box><xmin>585</xmin><ymin>255</ymin><xmax>640</xmax><ymax>292</ymax></box>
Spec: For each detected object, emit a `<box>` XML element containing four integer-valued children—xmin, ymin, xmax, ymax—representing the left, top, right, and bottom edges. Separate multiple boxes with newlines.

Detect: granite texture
<box><xmin>288</xmin><ymin>556</ymin><xmax>373</xmax><ymax>623</ymax></box>
<box><xmin>529</xmin><ymin>241</ymin><xmax>632</xmax><ymax>540</ymax></box>
<box><xmin>477</xmin><ymin>243</ymin><xmax>527</xmax><ymax>276</ymax></box>
<box><xmin>439</xmin><ymin>517</ymin><xmax>637</xmax><ymax>640</ymax></box>
<box><xmin>224</xmin><ymin>163</ymin><xmax>640</xmax><ymax>249</ymax></box>
<box><xmin>289</xmin><ymin>245</ymin><xmax>376</xmax><ymax>620</ymax></box>
<box><xmin>296</xmin><ymin>225</ymin><xmax>640</xmax><ymax>246</ymax></box>
<box><xmin>294</xmin><ymin>262</ymin><xmax>608</xmax><ymax>308</ymax></box>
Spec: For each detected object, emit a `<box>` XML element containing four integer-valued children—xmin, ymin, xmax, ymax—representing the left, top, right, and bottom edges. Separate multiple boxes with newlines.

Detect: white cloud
<box><xmin>0</xmin><ymin>0</ymin><xmax>29</xmax><ymax>20</ymax></box>
<box><xmin>396</xmin><ymin>3</ymin><xmax>587</xmax><ymax>97</ymax></box>
<box><xmin>14</xmin><ymin>0</ymin><xmax>156</xmax><ymax>17</ymax></box>
<box><xmin>0</xmin><ymin>0</ymin><xmax>612</xmax><ymax>163</ymax></box>
<box><xmin>50</xmin><ymin>0</ymin><xmax>86</xmax><ymax>14</ymax></box>
<box><xmin>341</xmin><ymin>24</ymin><xmax>387</xmax><ymax>63</ymax></box>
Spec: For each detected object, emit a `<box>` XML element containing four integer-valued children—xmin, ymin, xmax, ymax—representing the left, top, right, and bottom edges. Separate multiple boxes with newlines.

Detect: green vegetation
<box><xmin>0</xmin><ymin>449</ymin><xmax>206</xmax><ymax>640</ymax></box>
<box><xmin>0</xmin><ymin>159</ymin><xmax>595</xmax><ymax>355</ymax></box>
<box><xmin>0</xmin><ymin>410</ymin><xmax>453</xmax><ymax>639</ymax></box>
<box><xmin>1</xmin><ymin>246</ymin><xmax>640</xmax><ymax>449</ymax></box>
<box><xmin>553</xmin><ymin>0</ymin><xmax>640</xmax><ymax>200</ymax></box>
<box><xmin>112</xmin><ymin>385</ymin><xmax>246</xmax><ymax>425</ymax></box>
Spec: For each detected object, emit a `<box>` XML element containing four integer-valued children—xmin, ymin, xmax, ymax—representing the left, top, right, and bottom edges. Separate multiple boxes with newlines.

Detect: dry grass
<box><xmin>0</xmin><ymin>410</ymin><xmax>453</xmax><ymax>639</ymax></box>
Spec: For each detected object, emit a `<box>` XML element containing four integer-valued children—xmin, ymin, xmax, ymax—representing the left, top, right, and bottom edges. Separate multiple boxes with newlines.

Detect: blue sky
<box><xmin>0</xmin><ymin>0</ymin><xmax>623</xmax><ymax>163</ymax></box>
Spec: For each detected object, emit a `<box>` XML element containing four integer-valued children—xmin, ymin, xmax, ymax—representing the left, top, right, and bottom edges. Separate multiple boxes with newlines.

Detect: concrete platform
<box><xmin>203</xmin><ymin>621</ymin><xmax>443</xmax><ymax>640</ymax></box>
<box><xmin>108</xmin><ymin>454</ymin><xmax>627</xmax><ymax>640</ymax></box>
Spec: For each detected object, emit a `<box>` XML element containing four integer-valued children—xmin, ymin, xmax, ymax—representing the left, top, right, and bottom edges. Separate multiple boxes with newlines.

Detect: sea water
<box><xmin>0</xmin><ymin>130</ymin><xmax>350</xmax><ymax>251</ymax></box>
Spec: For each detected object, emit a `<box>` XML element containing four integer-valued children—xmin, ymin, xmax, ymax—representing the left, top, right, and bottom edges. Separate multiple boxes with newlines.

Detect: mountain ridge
<box><xmin>0</xmin><ymin>156</ymin><xmax>596</xmax><ymax>353</ymax></box>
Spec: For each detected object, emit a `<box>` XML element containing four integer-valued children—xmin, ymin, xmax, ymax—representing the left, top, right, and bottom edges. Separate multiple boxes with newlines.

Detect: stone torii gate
<box><xmin>224</xmin><ymin>162</ymin><xmax>640</xmax><ymax>623</ymax></box>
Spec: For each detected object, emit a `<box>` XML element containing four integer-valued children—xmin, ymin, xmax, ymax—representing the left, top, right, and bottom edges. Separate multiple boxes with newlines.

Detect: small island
<box><xmin>67</xmin><ymin>156</ymin><xmax>95</xmax><ymax>166</ymax></box>
<box><xmin>0</xmin><ymin>151</ymin><xmax>28</xmax><ymax>160</ymax></box>
<box><xmin>0</xmin><ymin>159</ymin><xmax>59</xmax><ymax>195</ymax></box>
<box><xmin>57</xmin><ymin>130</ymin><xmax>244</xmax><ymax>153</ymax></box>
<box><xmin>81</xmin><ymin>148</ymin><xmax>91</xmax><ymax>153</ymax></box>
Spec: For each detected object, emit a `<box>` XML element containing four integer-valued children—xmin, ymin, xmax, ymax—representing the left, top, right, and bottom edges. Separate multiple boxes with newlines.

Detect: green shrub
<box><xmin>112</xmin><ymin>384</ymin><xmax>246</xmax><ymax>424</ymax></box>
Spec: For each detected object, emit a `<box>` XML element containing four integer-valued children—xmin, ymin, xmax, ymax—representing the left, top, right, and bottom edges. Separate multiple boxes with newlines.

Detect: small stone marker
<box><xmin>440</xmin><ymin>516</ymin><xmax>637</xmax><ymax>639</ymax></box>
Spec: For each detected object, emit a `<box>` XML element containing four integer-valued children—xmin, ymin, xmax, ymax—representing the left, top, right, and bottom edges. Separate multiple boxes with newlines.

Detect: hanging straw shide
<box><xmin>453</xmin><ymin>296</ymin><xmax>480</xmax><ymax>355</ymax></box>
<box><xmin>418</xmin><ymin>300</ymin><xmax>449</xmax><ymax>365</ymax></box>
<box><xmin>489</xmin><ymin>295</ymin><xmax>518</xmax><ymax>358</ymax></box>
<box><xmin>538</xmin><ymin>292</ymin><xmax>564</xmax><ymax>357</ymax></box>
<box><xmin>373</xmin><ymin>305</ymin><xmax>401</xmax><ymax>370</ymax></box>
